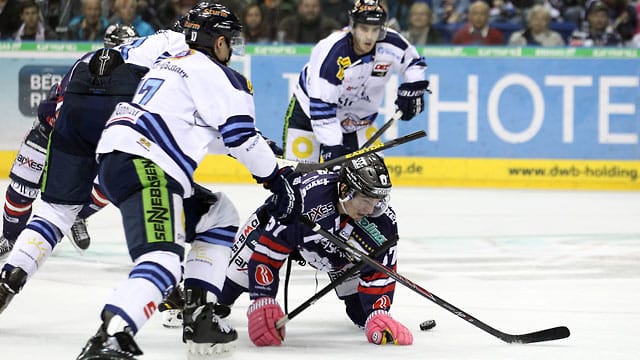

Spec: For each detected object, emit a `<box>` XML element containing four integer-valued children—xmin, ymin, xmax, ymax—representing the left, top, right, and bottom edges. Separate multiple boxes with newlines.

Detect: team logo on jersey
<box><xmin>373</xmin><ymin>295</ymin><xmax>391</xmax><ymax>310</ymax></box>
<box><xmin>371</xmin><ymin>62</ymin><xmax>390</xmax><ymax>77</ymax></box>
<box><xmin>336</xmin><ymin>56</ymin><xmax>352</xmax><ymax>81</ymax></box>
<box><xmin>246</xmin><ymin>78</ymin><xmax>254</xmax><ymax>94</ymax></box>
<box><xmin>255</xmin><ymin>264</ymin><xmax>274</xmax><ymax>286</ymax></box>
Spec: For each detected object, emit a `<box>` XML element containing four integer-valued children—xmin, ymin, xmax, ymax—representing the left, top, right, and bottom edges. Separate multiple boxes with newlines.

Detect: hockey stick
<box><xmin>276</xmin><ymin>236</ymin><xmax>398</xmax><ymax>329</ymax></box>
<box><xmin>280</xmin><ymin>130</ymin><xmax>426</xmax><ymax>173</ymax></box>
<box><xmin>300</xmin><ymin>216</ymin><xmax>571</xmax><ymax>344</ymax></box>
<box><xmin>360</xmin><ymin>109</ymin><xmax>403</xmax><ymax>149</ymax></box>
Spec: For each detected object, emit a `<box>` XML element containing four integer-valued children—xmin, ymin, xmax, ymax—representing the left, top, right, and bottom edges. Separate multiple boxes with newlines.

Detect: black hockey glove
<box><xmin>395</xmin><ymin>80</ymin><xmax>431</xmax><ymax>121</ymax></box>
<box><xmin>263</xmin><ymin>166</ymin><xmax>302</xmax><ymax>224</ymax></box>
<box><xmin>320</xmin><ymin>144</ymin><xmax>348</xmax><ymax>162</ymax></box>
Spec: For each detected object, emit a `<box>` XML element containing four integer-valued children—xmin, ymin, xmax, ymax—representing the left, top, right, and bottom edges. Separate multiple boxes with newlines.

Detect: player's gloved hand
<box><xmin>365</xmin><ymin>310</ymin><xmax>413</xmax><ymax>345</ymax></box>
<box><xmin>262</xmin><ymin>166</ymin><xmax>302</xmax><ymax>224</ymax></box>
<box><xmin>320</xmin><ymin>144</ymin><xmax>347</xmax><ymax>162</ymax></box>
<box><xmin>395</xmin><ymin>80</ymin><xmax>431</xmax><ymax>121</ymax></box>
<box><xmin>247</xmin><ymin>297</ymin><xmax>285</xmax><ymax>346</ymax></box>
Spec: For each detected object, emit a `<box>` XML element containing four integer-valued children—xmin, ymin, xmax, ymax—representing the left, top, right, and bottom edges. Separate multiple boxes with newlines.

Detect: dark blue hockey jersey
<box><xmin>248</xmin><ymin>170</ymin><xmax>400</xmax><ymax>314</ymax></box>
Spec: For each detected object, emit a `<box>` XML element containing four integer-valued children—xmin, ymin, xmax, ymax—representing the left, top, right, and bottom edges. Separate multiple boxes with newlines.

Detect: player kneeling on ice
<box><xmin>219</xmin><ymin>153</ymin><xmax>413</xmax><ymax>346</ymax></box>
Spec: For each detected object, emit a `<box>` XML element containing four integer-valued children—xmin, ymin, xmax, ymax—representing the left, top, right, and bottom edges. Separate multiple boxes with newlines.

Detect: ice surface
<box><xmin>1</xmin><ymin>181</ymin><xmax>639</xmax><ymax>359</ymax></box>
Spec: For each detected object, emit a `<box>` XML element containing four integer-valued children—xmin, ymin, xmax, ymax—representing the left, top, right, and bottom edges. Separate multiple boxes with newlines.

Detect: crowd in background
<box><xmin>1</xmin><ymin>0</ymin><xmax>640</xmax><ymax>47</ymax></box>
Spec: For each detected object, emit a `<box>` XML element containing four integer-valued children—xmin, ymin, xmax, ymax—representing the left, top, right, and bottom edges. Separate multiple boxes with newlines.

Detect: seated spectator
<box><xmin>321</xmin><ymin>0</ymin><xmax>352</xmax><ymax>27</ymax></box>
<box><xmin>242</xmin><ymin>2</ymin><xmax>273</xmax><ymax>43</ymax></box>
<box><xmin>401</xmin><ymin>2</ymin><xmax>444</xmax><ymax>45</ymax></box>
<box><xmin>489</xmin><ymin>0</ymin><xmax>523</xmax><ymax>26</ymax></box>
<box><xmin>0</xmin><ymin>0</ymin><xmax>26</xmax><ymax>39</ymax></box>
<box><xmin>546</xmin><ymin>0</ymin><xmax>585</xmax><ymax>25</ymax></box>
<box><xmin>508</xmin><ymin>4</ymin><xmax>565</xmax><ymax>46</ymax></box>
<box><xmin>66</xmin><ymin>0</ymin><xmax>110</xmax><ymax>41</ymax></box>
<box><xmin>264</xmin><ymin>0</ymin><xmax>296</xmax><ymax>41</ymax></box>
<box><xmin>156</xmin><ymin>0</ymin><xmax>193</xmax><ymax>29</ymax></box>
<box><xmin>277</xmin><ymin>0</ymin><xmax>340</xmax><ymax>44</ymax></box>
<box><xmin>432</xmin><ymin>0</ymin><xmax>469</xmax><ymax>24</ymax></box>
<box><xmin>452</xmin><ymin>0</ymin><xmax>505</xmax><ymax>44</ymax></box>
<box><xmin>110</xmin><ymin>0</ymin><xmax>155</xmax><ymax>36</ymax></box>
<box><xmin>569</xmin><ymin>1</ymin><xmax>622</xmax><ymax>46</ymax></box>
<box><xmin>13</xmin><ymin>0</ymin><xmax>57</xmax><ymax>41</ymax></box>
<box><xmin>600</xmin><ymin>0</ymin><xmax>637</xmax><ymax>42</ymax></box>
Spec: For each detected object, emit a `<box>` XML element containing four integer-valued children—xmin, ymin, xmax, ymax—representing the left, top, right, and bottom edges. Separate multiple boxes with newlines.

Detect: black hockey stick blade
<box><xmin>300</xmin><ymin>216</ymin><xmax>571</xmax><ymax>344</ymax></box>
<box><xmin>289</xmin><ymin>130</ymin><xmax>426</xmax><ymax>173</ymax></box>
<box><xmin>503</xmin><ymin>326</ymin><xmax>570</xmax><ymax>344</ymax></box>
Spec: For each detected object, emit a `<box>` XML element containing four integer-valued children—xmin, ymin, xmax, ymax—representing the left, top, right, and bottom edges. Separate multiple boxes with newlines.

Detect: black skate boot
<box><xmin>159</xmin><ymin>285</ymin><xmax>185</xmax><ymax>328</ymax></box>
<box><xmin>0</xmin><ymin>236</ymin><xmax>16</xmax><ymax>260</ymax></box>
<box><xmin>183</xmin><ymin>286</ymin><xmax>237</xmax><ymax>357</ymax></box>
<box><xmin>69</xmin><ymin>217</ymin><xmax>91</xmax><ymax>252</ymax></box>
<box><xmin>77</xmin><ymin>312</ymin><xmax>143</xmax><ymax>360</ymax></box>
<box><xmin>0</xmin><ymin>266</ymin><xmax>27</xmax><ymax>314</ymax></box>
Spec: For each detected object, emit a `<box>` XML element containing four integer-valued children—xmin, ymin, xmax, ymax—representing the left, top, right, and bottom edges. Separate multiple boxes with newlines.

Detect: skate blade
<box><xmin>186</xmin><ymin>340</ymin><xmax>235</xmax><ymax>359</ymax></box>
<box><xmin>161</xmin><ymin>309</ymin><xmax>183</xmax><ymax>328</ymax></box>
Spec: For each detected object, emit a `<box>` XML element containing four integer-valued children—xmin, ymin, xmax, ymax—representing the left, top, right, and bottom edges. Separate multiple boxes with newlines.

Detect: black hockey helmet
<box><xmin>349</xmin><ymin>0</ymin><xmax>387</xmax><ymax>40</ymax></box>
<box><xmin>89</xmin><ymin>48</ymin><xmax>124</xmax><ymax>76</ymax></box>
<box><xmin>340</xmin><ymin>153</ymin><xmax>391</xmax><ymax>199</ymax></box>
<box><xmin>339</xmin><ymin>153</ymin><xmax>391</xmax><ymax>217</ymax></box>
<box><xmin>103</xmin><ymin>24</ymin><xmax>139</xmax><ymax>48</ymax></box>
<box><xmin>183</xmin><ymin>2</ymin><xmax>245</xmax><ymax>56</ymax></box>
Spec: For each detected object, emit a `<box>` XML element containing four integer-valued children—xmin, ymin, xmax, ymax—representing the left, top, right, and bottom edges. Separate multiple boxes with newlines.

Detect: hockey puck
<box><xmin>420</xmin><ymin>319</ymin><xmax>436</xmax><ymax>331</ymax></box>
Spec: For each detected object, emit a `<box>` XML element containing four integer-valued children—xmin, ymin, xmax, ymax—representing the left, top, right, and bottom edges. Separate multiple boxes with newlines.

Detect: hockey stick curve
<box><xmin>275</xmin><ymin>236</ymin><xmax>398</xmax><ymax>329</ymax></box>
<box><xmin>300</xmin><ymin>216</ymin><xmax>571</xmax><ymax>344</ymax></box>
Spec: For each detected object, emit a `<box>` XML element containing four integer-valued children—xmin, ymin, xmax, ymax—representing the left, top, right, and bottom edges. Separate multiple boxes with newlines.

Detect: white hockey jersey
<box><xmin>115</xmin><ymin>30</ymin><xmax>189</xmax><ymax>68</ymax></box>
<box><xmin>96</xmin><ymin>49</ymin><xmax>278</xmax><ymax>195</ymax></box>
<box><xmin>293</xmin><ymin>28</ymin><xmax>427</xmax><ymax>146</ymax></box>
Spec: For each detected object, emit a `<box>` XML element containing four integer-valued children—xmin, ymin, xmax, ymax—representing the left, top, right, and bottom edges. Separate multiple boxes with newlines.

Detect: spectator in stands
<box><xmin>508</xmin><ymin>4</ymin><xmax>565</xmax><ymax>46</ymax></box>
<box><xmin>110</xmin><ymin>0</ymin><xmax>156</xmax><ymax>36</ymax></box>
<box><xmin>13</xmin><ymin>0</ymin><xmax>58</xmax><ymax>41</ymax></box>
<box><xmin>0</xmin><ymin>0</ymin><xmax>22</xmax><ymax>39</ymax></box>
<box><xmin>66</xmin><ymin>0</ymin><xmax>110</xmax><ymax>41</ymax></box>
<box><xmin>546</xmin><ymin>0</ymin><xmax>585</xmax><ymax>25</ymax></box>
<box><xmin>432</xmin><ymin>0</ymin><xmax>469</xmax><ymax>24</ymax></box>
<box><xmin>402</xmin><ymin>2</ymin><xmax>444</xmax><ymax>45</ymax></box>
<box><xmin>156</xmin><ymin>0</ymin><xmax>193</xmax><ymax>29</ymax></box>
<box><xmin>264</xmin><ymin>0</ymin><xmax>296</xmax><ymax>41</ymax></box>
<box><xmin>452</xmin><ymin>0</ymin><xmax>505</xmax><ymax>44</ymax></box>
<box><xmin>600</xmin><ymin>0</ymin><xmax>637</xmax><ymax>42</ymax></box>
<box><xmin>489</xmin><ymin>0</ymin><xmax>523</xmax><ymax>26</ymax></box>
<box><xmin>242</xmin><ymin>2</ymin><xmax>273</xmax><ymax>43</ymax></box>
<box><xmin>321</xmin><ymin>0</ymin><xmax>353</xmax><ymax>27</ymax></box>
<box><xmin>277</xmin><ymin>0</ymin><xmax>340</xmax><ymax>44</ymax></box>
<box><xmin>569</xmin><ymin>0</ymin><xmax>622</xmax><ymax>46</ymax></box>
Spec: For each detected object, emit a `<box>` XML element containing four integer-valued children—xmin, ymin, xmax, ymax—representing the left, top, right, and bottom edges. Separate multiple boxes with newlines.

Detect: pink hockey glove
<box><xmin>247</xmin><ymin>297</ymin><xmax>285</xmax><ymax>346</ymax></box>
<box><xmin>365</xmin><ymin>310</ymin><xmax>413</xmax><ymax>345</ymax></box>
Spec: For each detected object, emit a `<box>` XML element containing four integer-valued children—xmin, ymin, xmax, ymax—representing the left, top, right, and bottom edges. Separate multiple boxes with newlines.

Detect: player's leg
<box><xmin>0</xmin><ymin>122</ymin><xmax>49</xmax><ymax>258</ymax></box>
<box><xmin>282</xmin><ymin>96</ymin><xmax>321</xmax><ymax>162</ymax></box>
<box><xmin>181</xmin><ymin>190</ymin><xmax>240</xmax><ymax>355</ymax></box>
<box><xmin>68</xmin><ymin>183</ymin><xmax>110</xmax><ymax>252</ymax></box>
<box><xmin>77</xmin><ymin>153</ymin><xmax>184</xmax><ymax>359</ymax></box>
<box><xmin>0</xmin><ymin>130</ymin><xmax>97</xmax><ymax>313</ymax></box>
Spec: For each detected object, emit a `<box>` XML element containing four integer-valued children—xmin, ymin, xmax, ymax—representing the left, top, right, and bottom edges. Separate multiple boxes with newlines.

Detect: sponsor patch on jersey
<box><xmin>336</xmin><ymin>56</ymin><xmax>352</xmax><ymax>81</ymax></box>
<box><xmin>371</xmin><ymin>62</ymin><xmax>390</xmax><ymax>77</ymax></box>
<box><xmin>373</xmin><ymin>295</ymin><xmax>391</xmax><ymax>310</ymax></box>
<box><xmin>255</xmin><ymin>264</ymin><xmax>274</xmax><ymax>286</ymax></box>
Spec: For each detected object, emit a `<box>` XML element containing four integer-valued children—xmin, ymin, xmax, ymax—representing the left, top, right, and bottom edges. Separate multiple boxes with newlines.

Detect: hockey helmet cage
<box><xmin>103</xmin><ymin>24</ymin><xmax>139</xmax><ymax>48</ymax></box>
<box><xmin>183</xmin><ymin>2</ymin><xmax>245</xmax><ymax>56</ymax></box>
<box><xmin>349</xmin><ymin>0</ymin><xmax>387</xmax><ymax>40</ymax></box>
<box><xmin>89</xmin><ymin>48</ymin><xmax>125</xmax><ymax>76</ymax></box>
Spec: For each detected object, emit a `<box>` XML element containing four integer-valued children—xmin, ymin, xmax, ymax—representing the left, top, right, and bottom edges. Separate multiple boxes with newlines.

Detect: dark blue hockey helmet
<box><xmin>349</xmin><ymin>0</ymin><xmax>387</xmax><ymax>40</ymax></box>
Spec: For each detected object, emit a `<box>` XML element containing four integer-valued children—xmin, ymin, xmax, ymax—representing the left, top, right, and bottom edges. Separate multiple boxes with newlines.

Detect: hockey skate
<box><xmin>0</xmin><ymin>266</ymin><xmax>27</xmax><ymax>314</ymax></box>
<box><xmin>183</xmin><ymin>287</ymin><xmax>237</xmax><ymax>358</ymax></box>
<box><xmin>0</xmin><ymin>235</ymin><xmax>16</xmax><ymax>260</ymax></box>
<box><xmin>69</xmin><ymin>218</ymin><xmax>91</xmax><ymax>252</ymax></box>
<box><xmin>77</xmin><ymin>319</ymin><xmax>143</xmax><ymax>360</ymax></box>
<box><xmin>159</xmin><ymin>285</ymin><xmax>185</xmax><ymax>328</ymax></box>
